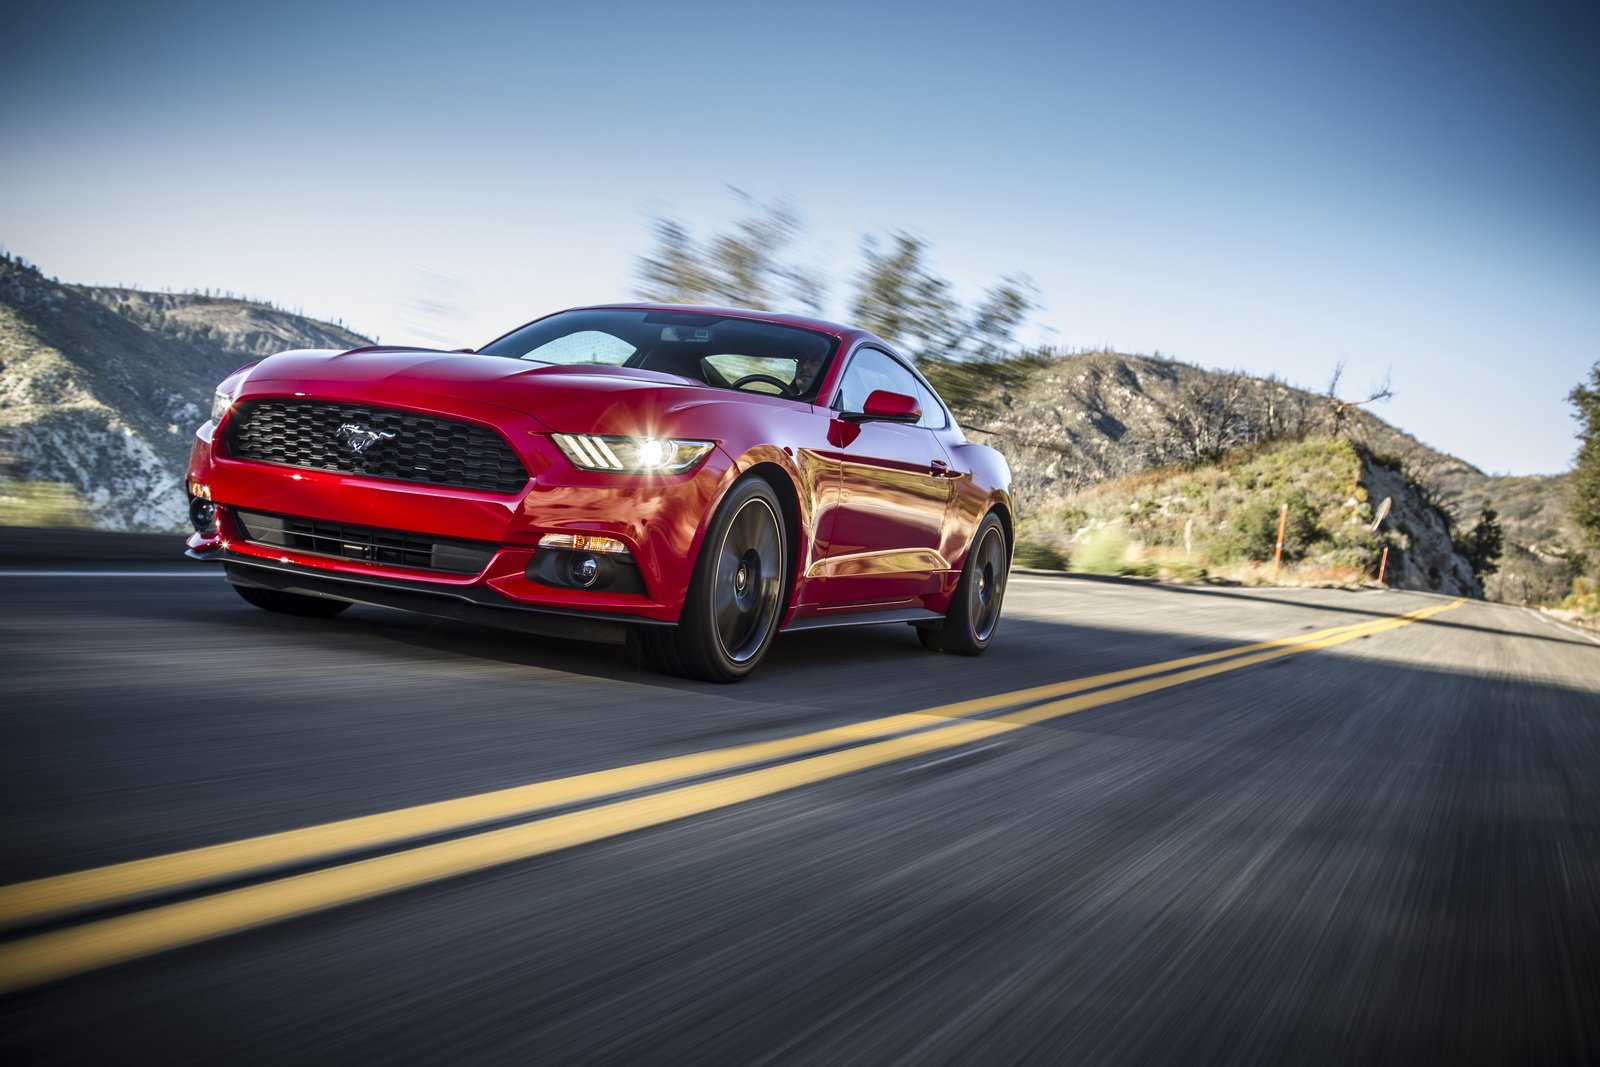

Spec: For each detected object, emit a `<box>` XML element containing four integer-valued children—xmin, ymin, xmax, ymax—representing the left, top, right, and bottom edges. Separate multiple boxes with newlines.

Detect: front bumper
<box><xmin>187</xmin><ymin>419</ymin><xmax>737</xmax><ymax>624</ymax></box>
<box><xmin>207</xmin><ymin>551</ymin><xmax>662</xmax><ymax>644</ymax></box>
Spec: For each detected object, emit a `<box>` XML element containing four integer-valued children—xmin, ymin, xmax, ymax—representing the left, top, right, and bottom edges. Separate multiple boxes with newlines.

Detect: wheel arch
<box><xmin>987</xmin><ymin>498</ymin><xmax>1015</xmax><ymax>562</ymax></box>
<box><xmin>740</xmin><ymin>460</ymin><xmax>804</xmax><ymax>604</ymax></box>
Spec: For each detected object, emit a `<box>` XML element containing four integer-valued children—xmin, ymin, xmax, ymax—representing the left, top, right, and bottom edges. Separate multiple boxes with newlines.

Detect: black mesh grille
<box><xmin>232</xmin><ymin>510</ymin><xmax>497</xmax><ymax>575</ymax></box>
<box><xmin>225</xmin><ymin>400</ymin><xmax>528</xmax><ymax>494</ymax></box>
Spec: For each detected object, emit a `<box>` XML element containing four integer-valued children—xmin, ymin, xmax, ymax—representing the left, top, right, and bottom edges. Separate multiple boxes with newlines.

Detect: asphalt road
<box><xmin>2</xmin><ymin>533</ymin><xmax>1598</xmax><ymax>1065</ymax></box>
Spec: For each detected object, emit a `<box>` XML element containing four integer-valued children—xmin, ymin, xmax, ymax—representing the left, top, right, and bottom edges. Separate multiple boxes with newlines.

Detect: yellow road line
<box><xmin>0</xmin><ymin>598</ymin><xmax>1462</xmax><ymax>994</ymax></box>
<box><xmin>0</xmin><ymin>608</ymin><xmax>1416</xmax><ymax>928</ymax></box>
<box><xmin>1002</xmin><ymin>597</ymin><xmax>1463</xmax><ymax>728</ymax></box>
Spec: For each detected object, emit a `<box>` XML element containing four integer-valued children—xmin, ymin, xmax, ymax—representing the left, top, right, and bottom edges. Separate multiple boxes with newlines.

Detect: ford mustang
<box><xmin>185</xmin><ymin>305</ymin><xmax>1014</xmax><ymax>681</ymax></box>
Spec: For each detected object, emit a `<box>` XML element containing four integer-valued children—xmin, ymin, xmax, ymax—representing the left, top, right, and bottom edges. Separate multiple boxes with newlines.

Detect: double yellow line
<box><xmin>0</xmin><ymin>597</ymin><xmax>1463</xmax><ymax>993</ymax></box>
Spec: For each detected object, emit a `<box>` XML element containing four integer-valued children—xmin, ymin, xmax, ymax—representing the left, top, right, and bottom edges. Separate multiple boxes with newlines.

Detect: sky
<box><xmin>2</xmin><ymin>0</ymin><xmax>1595</xmax><ymax>475</ymax></box>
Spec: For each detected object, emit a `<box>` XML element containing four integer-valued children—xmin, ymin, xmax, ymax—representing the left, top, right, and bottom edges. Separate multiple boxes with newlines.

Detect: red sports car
<box><xmin>185</xmin><ymin>305</ymin><xmax>1014</xmax><ymax>681</ymax></box>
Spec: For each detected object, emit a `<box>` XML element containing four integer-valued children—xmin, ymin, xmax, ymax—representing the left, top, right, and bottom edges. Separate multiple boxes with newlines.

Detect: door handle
<box><xmin>929</xmin><ymin>460</ymin><xmax>955</xmax><ymax>478</ymax></box>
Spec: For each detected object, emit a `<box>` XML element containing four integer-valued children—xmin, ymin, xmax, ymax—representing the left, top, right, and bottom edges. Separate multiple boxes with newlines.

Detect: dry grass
<box><xmin>0</xmin><ymin>477</ymin><xmax>91</xmax><ymax>528</ymax></box>
<box><xmin>1016</xmin><ymin>436</ymin><xmax>1387</xmax><ymax>588</ymax></box>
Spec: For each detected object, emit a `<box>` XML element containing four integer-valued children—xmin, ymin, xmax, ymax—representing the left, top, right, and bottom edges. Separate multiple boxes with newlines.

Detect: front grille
<box><xmin>232</xmin><ymin>510</ymin><xmax>497</xmax><ymax>575</ymax></box>
<box><xmin>226</xmin><ymin>400</ymin><xmax>529</xmax><ymax>494</ymax></box>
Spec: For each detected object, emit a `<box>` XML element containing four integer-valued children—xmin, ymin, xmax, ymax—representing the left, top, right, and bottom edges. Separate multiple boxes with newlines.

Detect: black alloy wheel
<box><xmin>640</xmin><ymin>477</ymin><xmax>788</xmax><ymax>682</ymax></box>
<box><xmin>919</xmin><ymin>513</ymin><xmax>1009</xmax><ymax>655</ymax></box>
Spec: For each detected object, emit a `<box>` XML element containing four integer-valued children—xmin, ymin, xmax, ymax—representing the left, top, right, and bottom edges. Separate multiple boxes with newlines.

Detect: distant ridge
<box><xmin>0</xmin><ymin>255</ymin><xmax>368</xmax><ymax>530</ymax></box>
<box><xmin>948</xmin><ymin>351</ymin><xmax>1579</xmax><ymax>603</ymax></box>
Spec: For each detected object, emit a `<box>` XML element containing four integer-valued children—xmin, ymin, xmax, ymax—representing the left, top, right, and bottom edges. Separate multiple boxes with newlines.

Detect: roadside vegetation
<box><xmin>1556</xmin><ymin>361</ymin><xmax>1600</xmax><ymax>625</ymax></box>
<box><xmin>1013</xmin><ymin>437</ymin><xmax>1390</xmax><ymax>586</ymax></box>
<box><xmin>0</xmin><ymin>474</ymin><xmax>91</xmax><ymax>527</ymax></box>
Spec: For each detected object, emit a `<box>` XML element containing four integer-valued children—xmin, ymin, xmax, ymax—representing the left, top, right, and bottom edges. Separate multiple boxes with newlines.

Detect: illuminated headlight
<box><xmin>551</xmin><ymin>434</ymin><xmax>714</xmax><ymax>474</ymax></box>
<box><xmin>210</xmin><ymin>390</ymin><xmax>235</xmax><ymax>422</ymax></box>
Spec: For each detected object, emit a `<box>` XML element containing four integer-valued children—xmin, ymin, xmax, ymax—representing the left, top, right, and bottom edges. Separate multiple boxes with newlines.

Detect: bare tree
<box><xmin>1324</xmin><ymin>361</ymin><xmax>1393</xmax><ymax>437</ymax></box>
<box><xmin>1157</xmin><ymin>372</ymin><xmax>1252</xmax><ymax>463</ymax></box>
<box><xmin>967</xmin><ymin>275</ymin><xmax>1039</xmax><ymax>362</ymax></box>
<box><xmin>1261</xmin><ymin>374</ymin><xmax>1312</xmax><ymax>442</ymax></box>
<box><xmin>850</xmin><ymin>232</ymin><xmax>961</xmax><ymax>361</ymax></box>
<box><xmin>635</xmin><ymin>193</ymin><xmax>825</xmax><ymax>313</ymax></box>
<box><xmin>636</xmin><ymin>218</ymin><xmax>717</xmax><ymax>305</ymax></box>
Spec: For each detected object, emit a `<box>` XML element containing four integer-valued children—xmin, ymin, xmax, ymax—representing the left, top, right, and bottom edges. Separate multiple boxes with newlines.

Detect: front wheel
<box><xmin>918</xmin><ymin>513</ymin><xmax>1008</xmax><ymax>656</ymax></box>
<box><xmin>231</xmin><ymin>583</ymin><xmax>352</xmax><ymax>618</ymax></box>
<box><xmin>639</xmin><ymin>477</ymin><xmax>787</xmax><ymax>682</ymax></box>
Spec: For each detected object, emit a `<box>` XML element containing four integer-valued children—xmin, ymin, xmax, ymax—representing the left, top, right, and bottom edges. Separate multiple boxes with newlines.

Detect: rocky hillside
<box><xmin>1459</xmin><ymin>472</ymin><xmax>1585</xmax><ymax>605</ymax></box>
<box><xmin>956</xmin><ymin>352</ymin><xmax>1479</xmax><ymax>506</ymax></box>
<box><xmin>955</xmin><ymin>351</ymin><xmax>1577</xmax><ymax>601</ymax></box>
<box><xmin>0</xmin><ymin>255</ymin><xmax>368</xmax><ymax>530</ymax></box>
<box><xmin>83</xmin><ymin>287</ymin><xmax>364</xmax><ymax>360</ymax></box>
<box><xmin>1014</xmin><ymin>436</ymin><xmax>1479</xmax><ymax>597</ymax></box>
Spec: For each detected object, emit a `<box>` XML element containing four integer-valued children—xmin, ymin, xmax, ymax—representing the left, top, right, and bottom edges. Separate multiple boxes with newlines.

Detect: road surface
<box><xmin>1</xmin><ymin>534</ymin><xmax>1597</xmax><ymax>1064</ymax></box>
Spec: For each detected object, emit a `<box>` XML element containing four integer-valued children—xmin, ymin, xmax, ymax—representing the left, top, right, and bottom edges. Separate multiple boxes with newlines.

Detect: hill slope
<box><xmin>82</xmin><ymin>287</ymin><xmax>364</xmax><ymax>359</ymax></box>
<box><xmin>1458</xmin><ymin>471</ymin><xmax>1585</xmax><ymax>604</ymax></box>
<box><xmin>1014</xmin><ymin>436</ymin><xmax>1479</xmax><ymax>597</ymax></box>
<box><xmin>950</xmin><ymin>351</ymin><xmax>1576</xmax><ymax>601</ymax></box>
<box><xmin>0</xmin><ymin>256</ymin><xmax>368</xmax><ymax>530</ymax></box>
<box><xmin>952</xmin><ymin>352</ymin><xmax>1479</xmax><ymax>506</ymax></box>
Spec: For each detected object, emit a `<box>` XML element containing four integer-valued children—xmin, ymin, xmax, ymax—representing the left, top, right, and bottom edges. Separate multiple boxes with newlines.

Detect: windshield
<box><xmin>478</xmin><ymin>309</ymin><xmax>839</xmax><ymax>400</ymax></box>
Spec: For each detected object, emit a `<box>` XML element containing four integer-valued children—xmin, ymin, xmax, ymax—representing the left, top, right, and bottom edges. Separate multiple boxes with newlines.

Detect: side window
<box><xmin>835</xmin><ymin>348</ymin><xmax>924</xmax><ymax>419</ymax></box>
<box><xmin>912</xmin><ymin>378</ymin><xmax>950</xmax><ymax>430</ymax></box>
<box><xmin>835</xmin><ymin>348</ymin><xmax>949</xmax><ymax>429</ymax></box>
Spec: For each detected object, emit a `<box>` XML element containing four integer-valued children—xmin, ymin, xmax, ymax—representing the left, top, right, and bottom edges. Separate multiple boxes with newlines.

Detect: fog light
<box><xmin>189</xmin><ymin>496</ymin><xmax>217</xmax><ymax>532</ymax></box>
<box><xmin>569</xmin><ymin>552</ymin><xmax>601</xmax><ymax>588</ymax></box>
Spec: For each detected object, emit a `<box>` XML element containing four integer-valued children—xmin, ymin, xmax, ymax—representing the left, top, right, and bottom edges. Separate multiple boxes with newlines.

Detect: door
<box><xmin>810</xmin><ymin>347</ymin><xmax>955</xmax><ymax>607</ymax></box>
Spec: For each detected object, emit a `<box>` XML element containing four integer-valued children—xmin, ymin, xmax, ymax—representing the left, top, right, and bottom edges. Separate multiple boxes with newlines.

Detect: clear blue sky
<box><xmin>3</xmin><ymin>0</ymin><xmax>1595</xmax><ymax>475</ymax></box>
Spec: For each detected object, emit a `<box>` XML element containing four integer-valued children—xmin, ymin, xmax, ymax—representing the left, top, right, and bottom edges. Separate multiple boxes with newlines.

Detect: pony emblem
<box><xmin>335</xmin><ymin>423</ymin><xmax>397</xmax><ymax>455</ymax></box>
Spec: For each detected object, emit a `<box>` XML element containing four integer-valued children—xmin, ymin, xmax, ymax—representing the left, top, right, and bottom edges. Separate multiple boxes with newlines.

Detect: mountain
<box><xmin>0</xmin><ymin>255</ymin><xmax>368</xmax><ymax>530</ymax></box>
<box><xmin>82</xmin><ymin>286</ymin><xmax>364</xmax><ymax>361</ymax></box>
<box><xmin>947</xmin><ymin>351</ymin><xmax>1578</xmax><ymax>600</ymax></box>
<box><xmin>1011</xmin><ymin>435</ymin><xmax>1478</xmax><ymax>597</ymax></box>
<box><xmin>947</xmin><ymin>352</ymin><xmax>1476</xmax><ymax>504</ymax></box>
<box><xmin>1459</xmin><ymin>471</ymin><xmax>1585</xmax><ymax>605</ymax></box>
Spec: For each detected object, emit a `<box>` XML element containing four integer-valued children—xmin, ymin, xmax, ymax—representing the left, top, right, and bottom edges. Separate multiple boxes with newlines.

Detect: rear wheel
<box><xmin>231</xmin><ymin>583</ymin><xmax>352</xmax><ymax>618</ymax></box>
<box><xmin>918</xmin><ymin>513</ymin><xmax>1008</xmax><ymax>655</ymax></box>
<box><xmin>640</xmin><ymin>477</ymin><xmax>787</xmax><ymax>682</ymax></box>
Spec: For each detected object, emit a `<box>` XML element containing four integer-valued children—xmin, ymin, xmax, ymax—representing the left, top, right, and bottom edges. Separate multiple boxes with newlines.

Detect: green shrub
<box><xmin>1014</xmin><ymin>539</ymin><xmax>1068</xmax><ymax>570</ymax></box>
<box><xmin>0</xmin><ymin>479</ymin><xmax>91</xmax><ymax>528</ymax></box>
<box><xmin>1210</xmin><ymin>493</ymin><xmax>1322</xmax><ymax>563</ymax></box>
<box><xmin>1317</xmin><ymin>530</ymin><xmax>1382</xmax><ymax>571</ymax></box>
<box><xmin>1154</xmin><ymin>556</ymin><xmax>1207</xmax><ymax>581</ymax></box>
<box><xmin>1054</xmin><ymin>507</ymin><xmax>1089</xmax><ymax>531</ymax></box>
<box><xmin>1076</xmin><ymin>527</ymin><xmax>1131</xmax><ymax>574</ymax></box>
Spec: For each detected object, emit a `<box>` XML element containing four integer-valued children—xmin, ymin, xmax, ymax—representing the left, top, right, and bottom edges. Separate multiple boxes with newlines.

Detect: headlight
<box><xmin>210</xmin><ymin>390</ymin><xmax>235</xmax><ymax>423</ymax></box>
<box><xmin>551</xmin><ymin>434</ymin><xmax>715</xmax><ymax>474</ymax></box>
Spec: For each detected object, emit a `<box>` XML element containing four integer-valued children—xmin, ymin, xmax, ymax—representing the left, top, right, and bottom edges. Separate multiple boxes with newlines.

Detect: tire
<box><xmin>640</xmin><ymin>477</ymin><xmax>787</xmax><ymax>682</ymax></box>
<box><xmin>919</xmin><ymin>513</ymin><xmax>1009</xmax><ymax>656</ymax></box>
<box><xmin>232</xmin><ymin>583</ymin><xmax>352</xmax><ymax>618</ymax></box>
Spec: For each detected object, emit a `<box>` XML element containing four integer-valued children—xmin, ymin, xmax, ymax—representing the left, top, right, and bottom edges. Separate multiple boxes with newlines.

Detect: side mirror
<box><xmin>844</xmin><ymin>389</ymin><xmax>922</xmax><ymax>424</ymax></box>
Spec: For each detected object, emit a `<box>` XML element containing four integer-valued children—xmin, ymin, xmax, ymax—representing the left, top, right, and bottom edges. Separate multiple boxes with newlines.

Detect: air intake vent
<box><xmin>232</xmin><ymin>510</ymin><xmax>497</xmax><ymax>575</ymax></box>
<box><xmin>226</xmin><ymin>400</ymin><xmax>528</xmax><ymax>494</ymax></box>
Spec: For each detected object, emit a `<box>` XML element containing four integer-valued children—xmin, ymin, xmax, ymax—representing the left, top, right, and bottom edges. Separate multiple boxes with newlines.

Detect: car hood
<box><xmin>239</xmin><ymin>346</ymin><xmax>768</xmax><ymax>435</ymax></box>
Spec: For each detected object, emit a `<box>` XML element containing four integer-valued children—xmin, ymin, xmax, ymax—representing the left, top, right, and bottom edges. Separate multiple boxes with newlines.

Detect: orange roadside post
<box><xmin>1378</xmin><ymin>545</ymin><xmax>1390</xmax><ymax>584</ymax></box>
<box><xmin>1270</xmin><ymin>502</ymin><xmax>1288</xmax><ymax>582</ymax></box>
